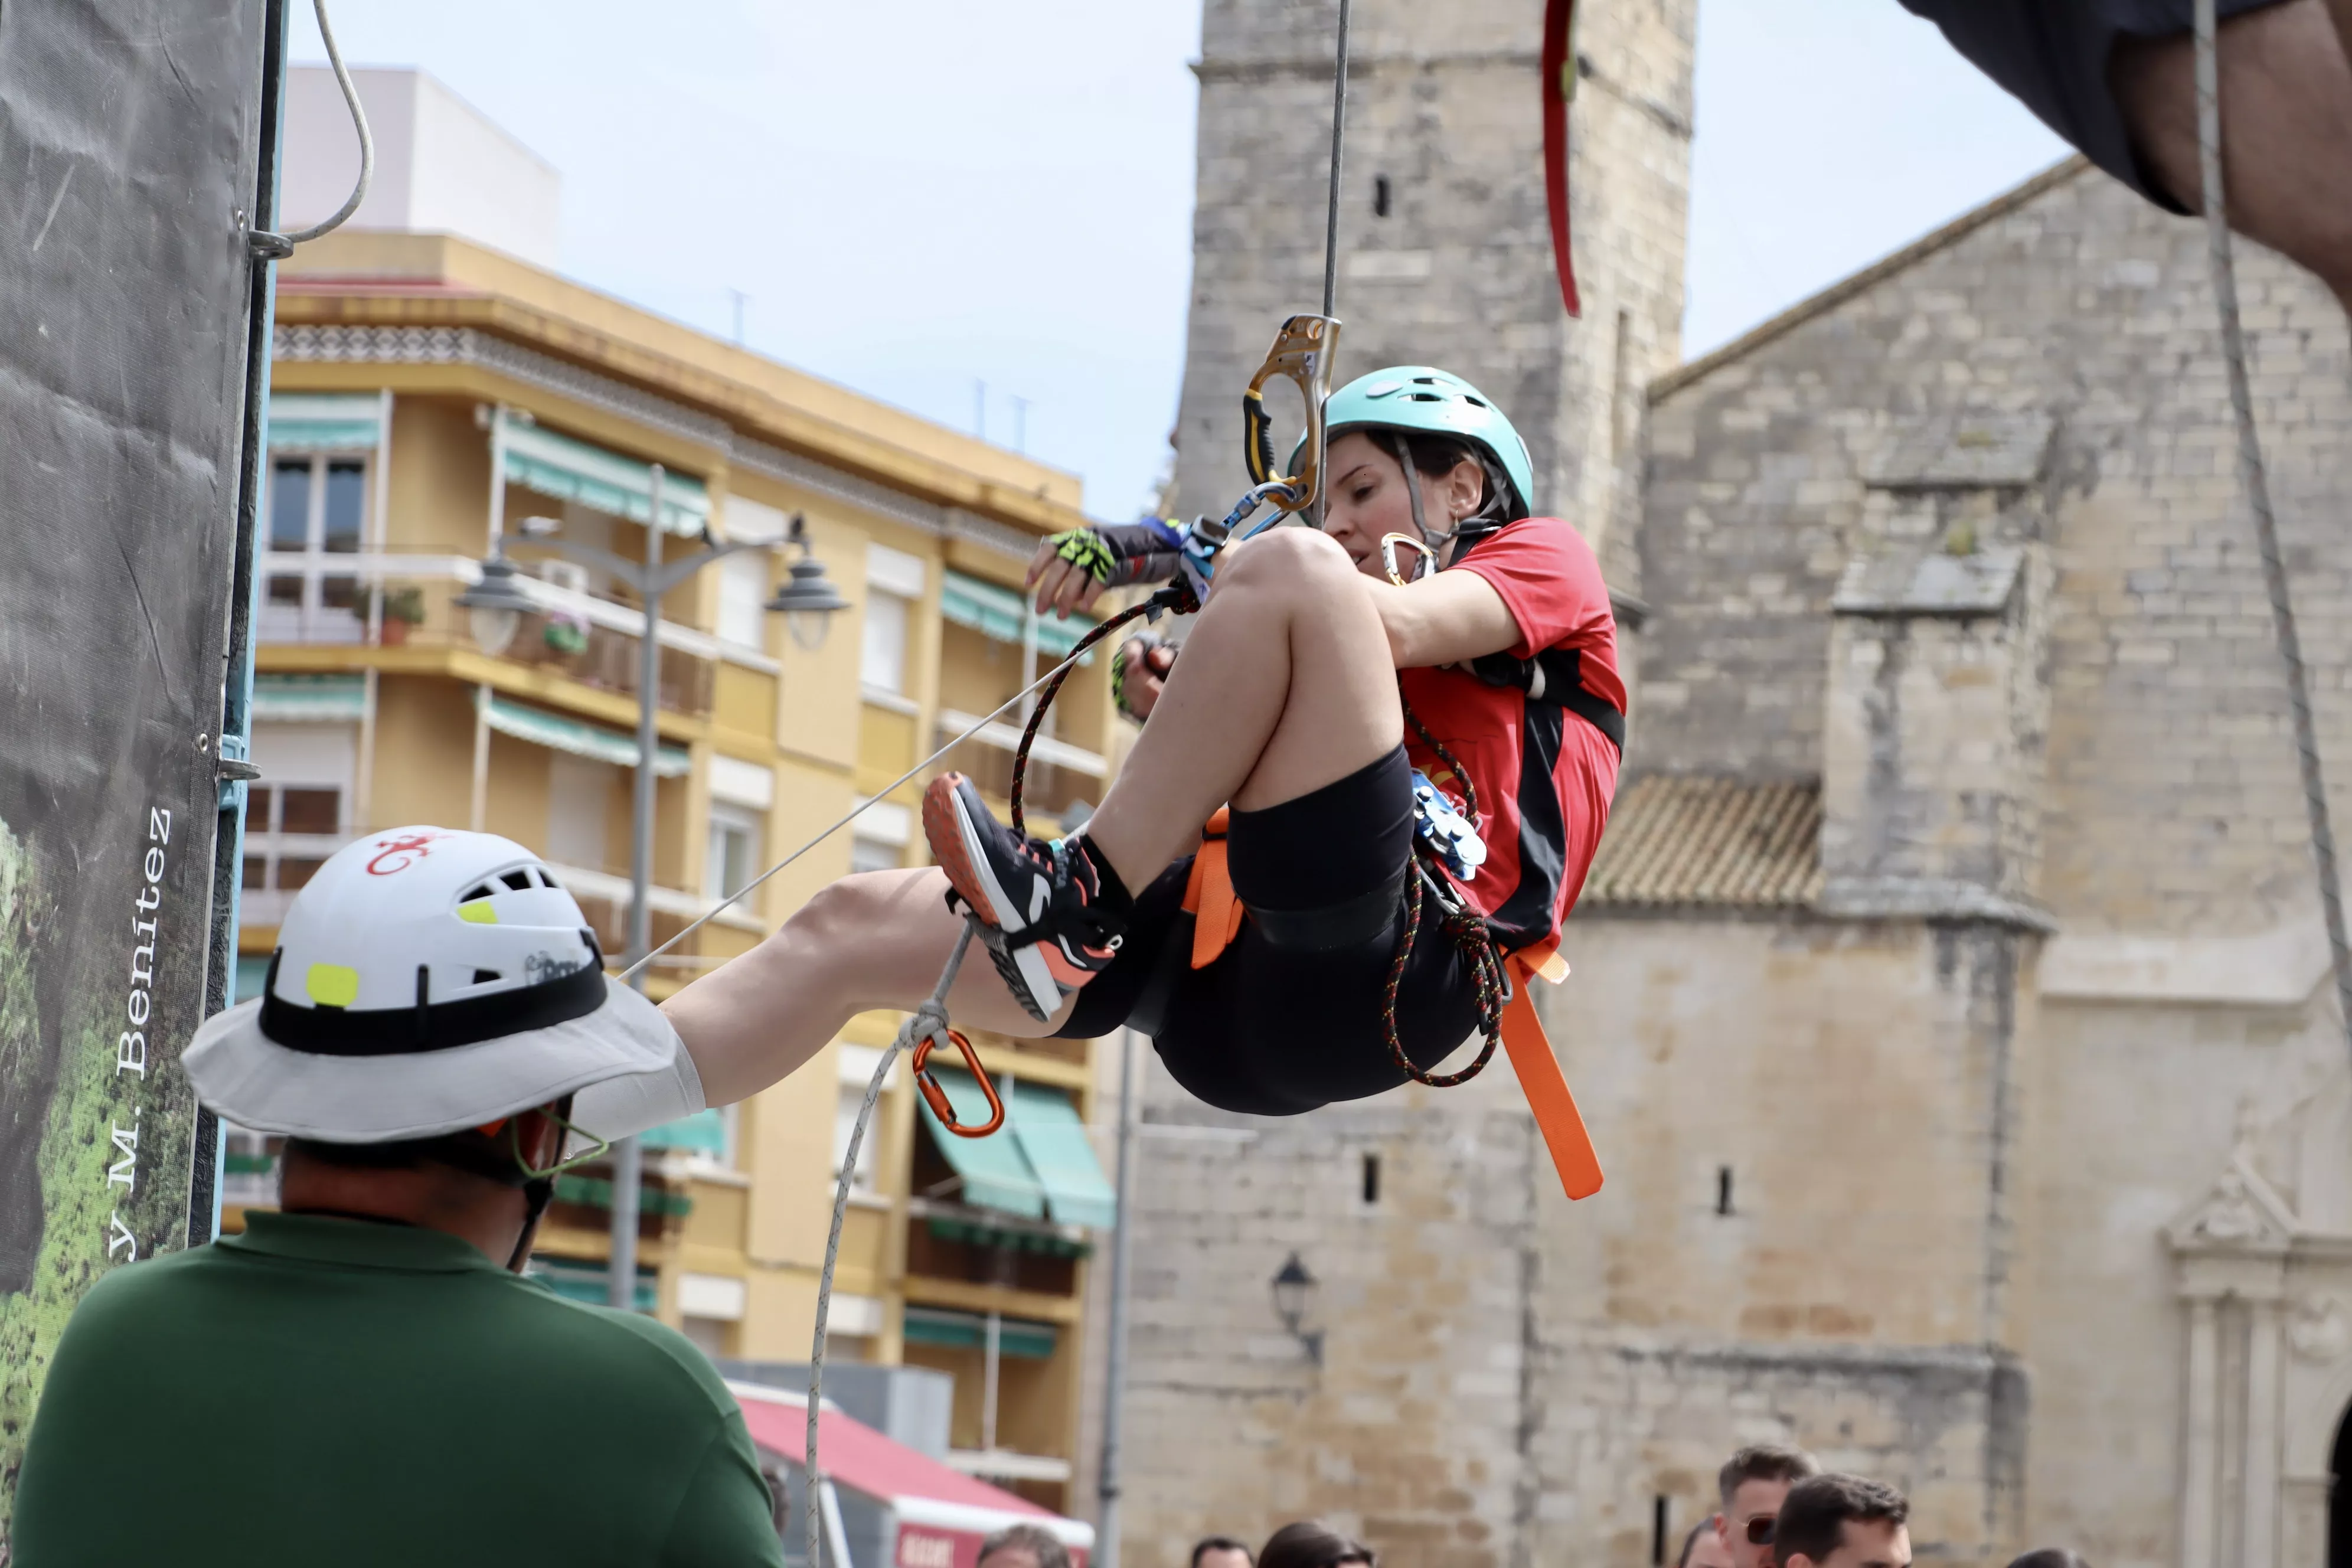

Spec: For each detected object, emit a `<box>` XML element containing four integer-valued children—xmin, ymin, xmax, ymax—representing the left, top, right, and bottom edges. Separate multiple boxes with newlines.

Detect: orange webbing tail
<box><xmin>1501</xmin><ymin>955</ymin><xmax>1603</xmax><ymax>1200</ymax></box>
<box><xmin>1181</xmin><ymin>809</ymin><xmax>1244</xmax><ymax>970</ymax></box>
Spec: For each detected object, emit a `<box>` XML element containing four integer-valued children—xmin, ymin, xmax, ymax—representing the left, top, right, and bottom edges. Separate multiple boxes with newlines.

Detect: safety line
<box><xmin>616</xmin><ymin>638</ymin><xmax>1107</xmax><ymax>984</ymax></box>
<box><xmin>2193</xmin><ymin>0</ymin><xmax>2352</xmax><ymax>1054</ymax></box>
<box><xmin>807</xmin><ymin>922</ymin><xmax>975</xmax><ymax>1568</ymax></box>
<box><xmin>1320</xmin><ymin>0</ymin><xmax>1354</xmax><ymax>321</ymax></box>
<box><xmin>280</xmin><ymin>0</ymin><xmax>373</xmax><ymax>246</ymax></box>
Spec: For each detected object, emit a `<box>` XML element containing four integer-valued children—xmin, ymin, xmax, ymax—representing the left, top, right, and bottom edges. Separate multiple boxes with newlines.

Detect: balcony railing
<box><xmin>934</xmin><ymin>708</ymin><xmax>1106</xmax><ymax>822</ymax></box>
<box><xmin>256</xmin><ymin>548</ymin><xmax>779</xmax><ymax>719</ymax></box>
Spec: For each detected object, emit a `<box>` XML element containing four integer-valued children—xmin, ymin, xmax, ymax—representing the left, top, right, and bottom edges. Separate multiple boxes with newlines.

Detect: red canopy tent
<box><xmin>734</xmin><ymin>1384</ymin><xmax>1093</xmax><ymax>1568</ymax></box>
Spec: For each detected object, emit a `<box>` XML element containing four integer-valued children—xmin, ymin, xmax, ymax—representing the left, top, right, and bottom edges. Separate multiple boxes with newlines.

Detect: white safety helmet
<box><xmin>185</xmin><ymin>827</ymin><xmax>682</xmax><ymax>1143</ymax></box>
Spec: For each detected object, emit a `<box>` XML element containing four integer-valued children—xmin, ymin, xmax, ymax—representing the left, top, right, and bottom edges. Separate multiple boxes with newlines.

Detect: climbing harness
<box><xmin>2192</xmin><ymin>0</ymin><xmax>2352</xmax><ymax>1062</ymax></box>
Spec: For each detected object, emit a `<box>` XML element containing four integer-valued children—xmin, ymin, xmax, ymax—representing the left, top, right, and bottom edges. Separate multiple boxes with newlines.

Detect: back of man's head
<box><xmin>1718</xmin><ymin>1444</ymin><xmax>1821</xmax><ymax>1511</ymax></box>
<box><xmin>1257</xmin><ymin>1520</ymin><xmax>1374</xmax><ymax>1568</ymax></box>
<box><xmin>1772</xmin><ymin>1474</ymin><xmax>1910</xmax><ymax>1567</ymax></box>
<box><xmin>978</xmin><ymin>1523</ymin><xmax>1072</xmax><ymax>1568</ymax></box>
<box><xmin>2005</xmin><ymin>1553</ymin><xmax>2090</xmax><ymax>1568</ymax></box>
<box><xmin>1193</xmin><ymin>1537</ymin><xmax>1255</xmax><ymax>1568</ymax></box>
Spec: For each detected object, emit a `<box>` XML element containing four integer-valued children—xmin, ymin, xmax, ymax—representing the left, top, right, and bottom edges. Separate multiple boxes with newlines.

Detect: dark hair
<box><xmin>978</xmin><ymin>1524</ymin><xmax>1071</xmax><ymax>1568</ymax></box>
<box><xmin>1192</xmin><ymin>1538</ymin><xmax>1254</xmax><ymax>1568</ymax></box>
<box><xmin>2006</xmin><ymin>1553</ymin><xmax>2090</xmax><ymax>1568</ymax></box>
<box><xmin>1675</xmin><ymin>1520</ymin><xmax>1715</xmax><ymax>1568</ymax></box>
<box><xmin>1773</xmin><ymin>1474</ymin><xmax>1909</xmax><ymax>1565</ymax></box>
<box><xmin>1717</xmin><ymin>1443</ymin><xmax>1820</xmax><ymax>1509</ymax></box>
<box><xmin>1367</xmin><ymin>430</ymin><xmax>1523</xmax><ymax>531</ymax></box>
<box><xmin>1257</xmin><ymin>1521</ymin><xmax>1373</xmax><ymax>1568</ymax></box>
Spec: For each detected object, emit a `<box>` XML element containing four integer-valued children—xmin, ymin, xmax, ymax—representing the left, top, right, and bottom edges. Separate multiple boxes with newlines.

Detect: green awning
<box><xmin>918</xmin><ymin>1068</ymin><xmax>1046</xmax><ymax>1219</ymax></box>
<box><xmin>940</xmin><ymin>570</ymin><xmax>1094</xmax><ymax>664</ymax></box>
<box><xmin>1007</xmin><ymin>1083</ymin><xmax>1116</xmax><ymax>1230</ymax></box>
<box><xmin>901</xmin><ymin>1306</ymin><xmax>1058</xmax><ymax>1358</ymax></box>
<box><xmin>642</xmin><ymin>1108</ymin><xmax>726</xmax><ymax>1155</ymax></box>
<box><xmin>251</xmin><ymin>673</ymin><xmax>367</xmax><ymax>722</ymax></box>
<box><xmin>529</xmin><ymin>1257</ymin><xmax>657</xmax><ymax>1312</ymax></box>
<box><xmin>483</xmin><ymin>696</ymin><xmax>690</xmax><ymax>777</ymax></box>
<box><xmin>501</xmin><ymin>420</ymin><xmax>710</xmax><ymax>537</ymax></box>
<box><xmin>267</xmin><ymin>392</ymin><xmax>383</xmax><ymax>452</ymax></box>
<box><xmin>234</xmin><ymin>955</ymin><xmax>272</xmax><ymax>1003</ymax></box>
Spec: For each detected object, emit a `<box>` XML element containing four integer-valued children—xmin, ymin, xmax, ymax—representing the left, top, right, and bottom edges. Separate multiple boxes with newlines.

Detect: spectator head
<box><xmin>2005</xmin><ymin>1554</ymin><xmax>2090</xmax><ymax>1568</ymax></box>
<box><xmin>977</xmin><ymin>1524</ymin><xmax>1073</xmax><ymax>1568</ymax></box>
<box><xmin>1678</xmin><ymin>1518</ymin><xmax>1736</xmax><ymax>1568</ymax></box>
<box><xmin>1771</xmin><ymin>1474</ymin><xmax>1911</xmax><ymax>1568</ymax></box>
<box><xmin>1714</xmin><ymin>1445</ymin><xmax>1821</xmax><ymax>1568</ymax></box>
<box><xmin>1256</xmin><ymin>1521</ymin><xmax>1374</xmax><ymax>1568</ymax></box>
<box><xmin>1193</xmin><ymin>1539</ymin><xmax>1255</xmax><ymax>1568</ymax></box>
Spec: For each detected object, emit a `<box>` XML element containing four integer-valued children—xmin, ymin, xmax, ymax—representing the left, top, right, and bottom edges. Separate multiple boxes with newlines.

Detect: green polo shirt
<box><xmin>11</xmin><ymin>1211</ymin><xmax>785</xmax><ymax>1567</ymax></box>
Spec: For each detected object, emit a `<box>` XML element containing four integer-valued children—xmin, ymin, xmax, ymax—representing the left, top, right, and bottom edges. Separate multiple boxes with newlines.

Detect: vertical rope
<box><xmin>1321</xmin><ymin>0</ymin><xmax>1353</xmax><ymax>321</ymax></box>
<box><xmin>806</xmin><ymin>924</ymin><xmax>975</xmax><ymax>1568</ymax></box>
<box><xmin>2193</xmin><ymin>0</ymin><xmax>2352</xmax><ymax>1051</ymax></box>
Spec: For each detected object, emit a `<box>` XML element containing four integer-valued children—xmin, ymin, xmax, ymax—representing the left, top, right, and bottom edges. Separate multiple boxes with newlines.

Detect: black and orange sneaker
<box><xmin>923</xmin><ymin>773</ymin><xmax>1128</xmax><ymax>1022</ymax></box>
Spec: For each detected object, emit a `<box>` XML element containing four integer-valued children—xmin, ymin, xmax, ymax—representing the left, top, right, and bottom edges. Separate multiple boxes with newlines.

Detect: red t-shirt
<box><xmin>1397</xmin><ymin>517</ymin><xmax>1623</xmax><ymax>952</ymax></box>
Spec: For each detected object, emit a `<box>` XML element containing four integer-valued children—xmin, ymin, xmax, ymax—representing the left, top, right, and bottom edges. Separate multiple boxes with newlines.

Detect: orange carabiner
<box><xmin>910</xmin><ymin>1028</ymin><xmax>1005</xmax><ymax>1138</ymax></box>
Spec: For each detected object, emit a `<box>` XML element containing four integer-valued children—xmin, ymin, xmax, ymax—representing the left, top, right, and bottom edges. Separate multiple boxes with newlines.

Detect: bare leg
<box><xmin>2112</xmin><ymin>0</ymin><xmax>2352</xmax><ymax>310</ymax></box>
<box><xmin>669</xmin><ymin>526</ymin><xmax>1406</xmax><ymax>1105</ymax></box>
<box><xmin>1080</xmin><ymin>525</ymin><xmax>1403</xmax><ymax>889</ymax></box>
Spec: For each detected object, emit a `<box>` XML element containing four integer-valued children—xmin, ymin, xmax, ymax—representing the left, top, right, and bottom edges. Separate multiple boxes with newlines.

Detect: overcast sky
<box><xmin>289</xmin><ymin>1</ymin><xmax>2070</xmax><ymax>520</ymax></box>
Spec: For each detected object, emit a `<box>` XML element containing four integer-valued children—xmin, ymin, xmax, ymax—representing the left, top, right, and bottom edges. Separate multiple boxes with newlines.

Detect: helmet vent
<box><xmin>472</xmin><ymin>969</ymin><xmax>502</xmax><ymax>986</ymax></box>
<box><xmin>463</xmin><ymin>883</ymin><xmax>497</xmax><ymax>902</ymax></box>
<box><xmin>501</xmin><ymin>870</ymin><xmax>533</xmax><ymax>892</ymax></box>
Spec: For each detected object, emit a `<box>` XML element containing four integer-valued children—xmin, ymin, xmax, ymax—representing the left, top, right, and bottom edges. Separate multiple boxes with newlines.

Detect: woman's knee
<box><xmin>1219</xmin><ymin>524</ymin><xmax>1357</xmax><ymax>599</ymax></box>
<box><xmin>789</xmin><ymin>869</ymin><xmax>918</xmax><ymax>948</ymax></box>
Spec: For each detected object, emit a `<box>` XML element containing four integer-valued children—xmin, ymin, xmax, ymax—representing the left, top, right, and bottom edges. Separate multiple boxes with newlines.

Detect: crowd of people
<box><xmin>1072</xmin><ymin>1446</ymin><xmax>2099</xmax><ymax>1568</ymax></box>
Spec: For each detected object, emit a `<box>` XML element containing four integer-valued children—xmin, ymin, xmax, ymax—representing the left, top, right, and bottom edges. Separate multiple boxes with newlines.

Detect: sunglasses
<box><xmin>1745</xmin><ymin>1518</ymin><xmax>1776</xmax><ymax>1546</ymax></box>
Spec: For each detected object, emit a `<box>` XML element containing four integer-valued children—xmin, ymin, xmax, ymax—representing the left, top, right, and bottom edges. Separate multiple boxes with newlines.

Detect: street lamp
<box><xmin>765</xmin><ymin>513</ymin><xmax>849</xmax><ymax>650</ymax></box>
<box><xmin>465</xmin><ymin>472</ymin><xmax>849</xmax><ymax>1311</ymax></box>
<box><xmin>453</xmin><ymin>556</ymin><xmax>537</xmax><ymax>658</ymax></box>
<box><xmin>1270</xmin><ymin>1250</ymin><xmax>1323</xmax><ymax>1364</ymax></box>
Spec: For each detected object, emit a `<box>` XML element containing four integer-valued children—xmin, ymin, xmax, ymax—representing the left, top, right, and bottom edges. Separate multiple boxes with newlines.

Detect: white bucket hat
<box><xmin>185</xmin><ymin>827</ymin><xmax>685</xmax><ymax>1143</ymax></box>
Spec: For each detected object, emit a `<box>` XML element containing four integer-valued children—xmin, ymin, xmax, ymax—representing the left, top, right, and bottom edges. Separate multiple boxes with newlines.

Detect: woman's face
<box><xmin>1318</xmin><ymin>430</ymin><xmax>1484</xmax><ymax>580</ymax></box>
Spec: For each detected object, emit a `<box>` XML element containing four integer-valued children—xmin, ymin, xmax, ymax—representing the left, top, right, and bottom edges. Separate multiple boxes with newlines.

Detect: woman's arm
<box><xmin>1362</xmin><ymin>568</ymin><xmax>1524</xmax><ymax>669</ymax></box>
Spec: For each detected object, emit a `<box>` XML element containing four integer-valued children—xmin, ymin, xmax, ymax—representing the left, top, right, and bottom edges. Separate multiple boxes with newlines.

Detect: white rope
<box><xmin>279</xmin><ymin>0</ymin><xmax>373</xmax><ymax>246</ymax></box>
<box><xmin>618</xmin><ymin>642</ymin><xmax>1103</xmax><ymax>985</ymax></box>
<box><xmin>806</xmin><ymin>922</ymin><xmax>976</xmax><ymax>1568</ymax></box>
<box><xmin>2193</xmin><ymin>0</ymin><xmax>2352</xmax><ymax>1050</ymax></box>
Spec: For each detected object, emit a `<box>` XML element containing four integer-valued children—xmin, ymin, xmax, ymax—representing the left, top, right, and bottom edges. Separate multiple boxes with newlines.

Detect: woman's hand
<box><xmin>1112</xmin><ymin>633</ymin><xmax>1176</xmax><ymax>721</ymax></box>
<box><xmin>1027</xmin><ymin>521</ymin><xmax>1188</xmax><ymax>619</ymax></box>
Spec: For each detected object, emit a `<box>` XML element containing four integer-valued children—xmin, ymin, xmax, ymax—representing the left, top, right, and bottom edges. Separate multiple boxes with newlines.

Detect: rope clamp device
<box><xmin>1242</xmin><ymin>313</ymin><xmax>1344</xmax><ymax>517</ymax></box>
<box><xmin>1411</xmin><ymin>770</ymin><xmax>1488</xmax><ymax>880</ymax></box>
<box><xmin>910</xmin><ymin>1027</ymin><xmax>1005</xmax><ymax>1138</ymax></box>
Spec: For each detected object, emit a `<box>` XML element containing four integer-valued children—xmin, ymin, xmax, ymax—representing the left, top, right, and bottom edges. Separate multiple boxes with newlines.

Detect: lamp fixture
<box><xmin>453</xmin><ymin>555</ymin><xmax>537</xmax><ymax>658</ymax></box>
<box><xmin>1270</xmin><ymin>1250</ymin><xmax>1323</xmax><ymax>1364</ymax></box>
<box><xmin>764</xmin><ymin>512</ymin><xmax>850</xmax><ymax>651</ymax></box>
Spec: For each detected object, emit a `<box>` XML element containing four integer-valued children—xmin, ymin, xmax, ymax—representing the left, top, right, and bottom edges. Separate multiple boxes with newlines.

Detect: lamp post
<box><xmin>462</xmin><ymin>487</ymin><xmax>848</xmax><ymax>1309</ymax></box>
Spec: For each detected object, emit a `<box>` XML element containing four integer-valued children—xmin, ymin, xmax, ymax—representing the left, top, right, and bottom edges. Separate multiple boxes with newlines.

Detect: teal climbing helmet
<box><xmin>1301</xmin><ymin>366</ymin><xmax>1536</xmax><ymax>526</ymax></box>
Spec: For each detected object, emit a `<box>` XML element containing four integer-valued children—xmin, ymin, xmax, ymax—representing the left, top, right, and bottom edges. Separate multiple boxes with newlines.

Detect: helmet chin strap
<box><xmin>1387</xmin><ymin>433</ymin><xmax>1454</xmax><ymax>577</ymax></box>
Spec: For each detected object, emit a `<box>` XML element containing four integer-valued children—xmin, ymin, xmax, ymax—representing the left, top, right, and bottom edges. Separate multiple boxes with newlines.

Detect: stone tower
<box><xmin>1115</xmin><ymin>7</ymin><xmax>1698</xmax><ymax>1568</ymax></box>
<box><xmin>1168</xmin><ymin>0</ymin><xmax>1696</xmax><ymax>587</ymax></box>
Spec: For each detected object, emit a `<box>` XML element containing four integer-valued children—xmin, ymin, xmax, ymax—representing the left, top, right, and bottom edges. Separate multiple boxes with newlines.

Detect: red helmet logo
<box><xmin>365</xmin><ymin>832</ymin><xmax>443</xmax><ymax>876</ymax></box>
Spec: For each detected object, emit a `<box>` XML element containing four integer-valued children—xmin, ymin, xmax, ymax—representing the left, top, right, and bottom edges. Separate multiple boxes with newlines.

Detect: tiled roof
<box><xmin>1581</xmin><ymin>775</ymin><xmax>1823</xmax><ymax>909</ymax></box>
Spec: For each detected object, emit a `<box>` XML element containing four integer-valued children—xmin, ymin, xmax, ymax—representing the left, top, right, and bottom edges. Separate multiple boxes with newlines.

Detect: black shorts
<box><xmin>1896</xmin><ymin>0</ymin><xmax>2290</xmax><ymax>211</ymax></box>
<box><xmin>1056</xmin><ymin>747</ymin><xmax>1485</xmax><ymax>1116</ymax></box>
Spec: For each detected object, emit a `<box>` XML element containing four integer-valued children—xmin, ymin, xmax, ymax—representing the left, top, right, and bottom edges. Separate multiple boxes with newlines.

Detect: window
<box><xmin>707</xmin><ymin>803</ymin><xmax>762</xmax><ymax>902</ymax></box>
<box><xmin>262</xmin><ymin>453</ymin><xmax>371</xmax><ymax>643</ymax></box>
<box><xmin>546</xmin><ymin>756</ymin><xmax>615</xmax><ymax>871</ymax></box>
<box><xmin>219</xmin><ymin>1123</ymin><xmax>284</xmax><ymax>1208</ymax></box>
<box><xmin>833</xmin><ymin>1082</ymin><xmax>880</xmax><ymax>1193</ymax></box>
<box><xmin>1373</xmin><ymin>172</ymin><xmax>1392</xmax><ymax>217</ymax></box>
<box><xmin>241</xmin><ymin>782</ymin><xmax>347</xmax><ymax>900</ymax></box>
<box><xmin>861</xmin><ymin>590</ymin><xmax>909</xmax><ymax>695</ymax></box>
<box><xmin>850</xmin><ymin>834</ymin><xmax>902</xmax><ymax>874</ymax></box>
<box><xmin>717</xmin><ymin>551</ymin><xmax>769</xmax><ymax>651</ymax></box>
<box><xmin>861</xmin><ymin>543</ymin><xmax>926</xmax><ymax>695</ymax></box>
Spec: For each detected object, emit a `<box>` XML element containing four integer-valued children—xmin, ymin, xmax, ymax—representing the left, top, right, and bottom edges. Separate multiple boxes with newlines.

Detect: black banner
<box><xmin>0</xmin><ymin>0</ymin><xmax>277</xmax><ymax>1521</ymax></box>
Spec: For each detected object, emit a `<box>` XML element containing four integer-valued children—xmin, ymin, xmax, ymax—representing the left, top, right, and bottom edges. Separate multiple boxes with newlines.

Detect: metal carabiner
<box><xmin>910</xmin><ymin>1027</ymin><xmax>1005</xmax><ymax>1138</ymax></box>
<box><xmin>1380</xmin><ymin>533</ymin><xmax>1436</xmax><ymax>587</ymax></box>
<box><xmin>1241</xmin><ymin>313</ymin><xmax>1342</xmax><ymax>517</ymax></box>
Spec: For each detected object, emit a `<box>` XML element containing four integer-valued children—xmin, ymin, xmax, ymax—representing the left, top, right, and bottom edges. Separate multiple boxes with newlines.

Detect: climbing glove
<box><xmin>1111</xmin><ymin>631</ymin><xmax>1177</xmax><ymax>724</ymax></box>
<box><xmin>1042</xmin><ymin>518</ymin><xmax>1188</xmax><ymax>595</ymax></box>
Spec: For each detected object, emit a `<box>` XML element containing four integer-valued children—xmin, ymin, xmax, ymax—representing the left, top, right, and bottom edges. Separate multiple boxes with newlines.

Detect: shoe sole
<box><xmin>923</xmin><ymin>777</ymin><xmax>1059</xmax><ymax>1023</ymax></box>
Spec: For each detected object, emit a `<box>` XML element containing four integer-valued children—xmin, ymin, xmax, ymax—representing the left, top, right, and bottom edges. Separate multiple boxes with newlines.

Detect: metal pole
<box><xmin>1095</xmin><ymin>1027</ymin><xmax>1141</xmax><ymax>1568</ymax></box>
<box><xmin>609</xmin><ymin>463</ymin><xmax>664</xmax><ymax>1310</ymax></box>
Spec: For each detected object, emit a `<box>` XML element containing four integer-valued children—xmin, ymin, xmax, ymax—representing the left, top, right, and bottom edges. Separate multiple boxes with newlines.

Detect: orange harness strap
<box><xmin>1174</xmin><ymin>816</ymin><xmax>1603</xmax><ymax>1202</ymax></box>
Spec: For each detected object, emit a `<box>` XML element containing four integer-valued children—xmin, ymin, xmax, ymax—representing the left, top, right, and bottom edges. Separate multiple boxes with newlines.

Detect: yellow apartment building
<box><xmin>219</xmin><ymin>228</ymin><xmax>1123</xmax><ymax>1513</ymax></box>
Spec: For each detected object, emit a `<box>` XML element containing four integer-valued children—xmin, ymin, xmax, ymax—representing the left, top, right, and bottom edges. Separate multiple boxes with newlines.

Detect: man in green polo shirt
<box><xmin>12</xmin><ymin>828</ymin><xmax>784</xmax><ymax>1567</ymax></box>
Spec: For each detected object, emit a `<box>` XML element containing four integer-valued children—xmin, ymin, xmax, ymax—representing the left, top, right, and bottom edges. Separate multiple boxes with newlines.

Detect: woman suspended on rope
<box><xmin>662</xmin><ymin>366</ymin><xmax>1624</xmax><ymax>1121</ymax></box>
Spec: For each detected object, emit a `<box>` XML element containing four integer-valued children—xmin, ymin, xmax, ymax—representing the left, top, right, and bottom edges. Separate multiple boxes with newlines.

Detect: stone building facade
<box><xmin>1125</xmin><ymin>66</ymin><xmax>2352</xmax><ymax>1568</ymax></box>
